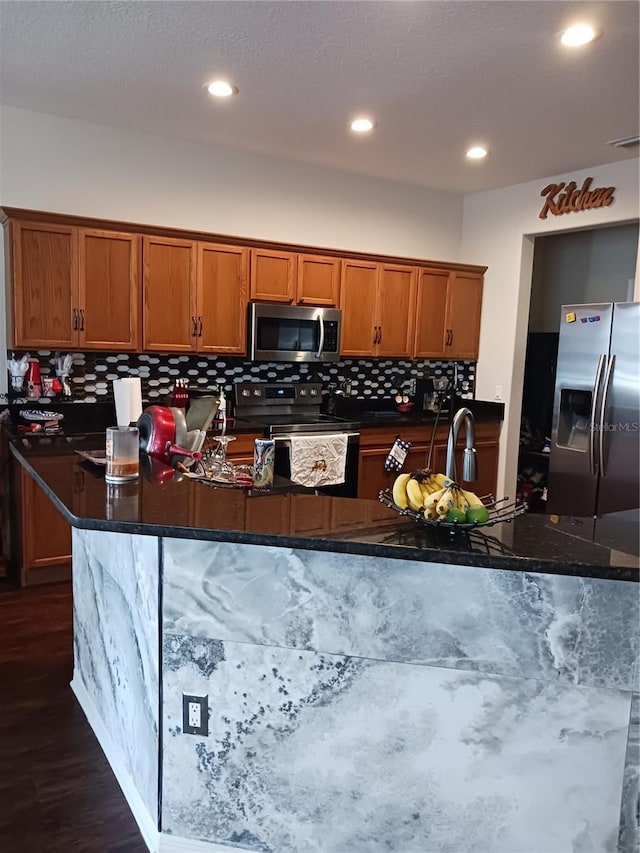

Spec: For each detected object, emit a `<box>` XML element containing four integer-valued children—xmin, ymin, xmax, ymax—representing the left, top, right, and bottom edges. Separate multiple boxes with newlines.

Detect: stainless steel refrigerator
<box><xmin>547</xmin><ymin>302</ymin><xmax>639</xmax><ymax>518</ymax></box>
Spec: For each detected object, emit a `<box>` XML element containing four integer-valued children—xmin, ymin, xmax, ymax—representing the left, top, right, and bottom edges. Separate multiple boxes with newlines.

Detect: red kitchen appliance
<box><xmin>26</xmin><ymin>358</ymin><xmax>42</xmax><ymax>398</ymax></box>
<box><xmin>137</xmin><ymin>406</ymin><xmax>202</xmax><ymax>466</ymax></box>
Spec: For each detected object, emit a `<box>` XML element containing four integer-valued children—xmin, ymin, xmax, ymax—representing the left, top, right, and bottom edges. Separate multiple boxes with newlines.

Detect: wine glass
<box><xmin>204</xmin><ymin>435</ymin><xmax>237</xmax><ymax>482</ymax></box>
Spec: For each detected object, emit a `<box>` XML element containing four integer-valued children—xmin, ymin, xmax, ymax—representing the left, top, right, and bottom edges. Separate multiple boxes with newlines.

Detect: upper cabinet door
<box><xmin>143</xmin><ymin>236</ymin><xmax>197</xmax><ymax>352</ymax></box>
<box><xmin>376</xmin><ymin>264</ymin><xmax>417</xmax><ymax>358</ymax></box>
<box><xmin>413</xmin><ymin>268</ymin><xmax>450</xmax><ymax>359</ymax></box>
<box><xmin>78</xmin><ymin>229</ymin><xmax>140</xmax><ymax>350</ymax></box>
<box><xmin>11</xmin><ymin>221</ymin><xmax>77</xmax><ymax>349</ymax></box>
<box><xmin>340</xmin><ymin>260</ymin><xmax>378</xmax><ymax>357</ymax></box>
<box><xmin>250</xmin><ymin>249</ymin><xmax>296</xmax><ymax>302</ymax></box>
<box><xmin>297</xmin><ymin>254</ymin><xmax>340</xmax><ymax>306</ymax></box>
<box><xmin>446</xmin><ymin>271</ymin><xmax>483</xmax><ymax>360</ymax></box>
<box><xmin>197</xmin><ymin>243</ymin><xmax>248</xmax><ymax>354</ymax></box>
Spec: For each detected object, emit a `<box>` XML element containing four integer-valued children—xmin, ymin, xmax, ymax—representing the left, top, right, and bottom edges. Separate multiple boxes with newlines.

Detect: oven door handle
<box><xmin>316</xmin><ymin>315</ymin><xmax>325</xmax><ymax>359</ymax></box>
<box><xmin>273</xmin><ymin>432</ymin><xmax>359</xmax><ymax>443</ymax></box>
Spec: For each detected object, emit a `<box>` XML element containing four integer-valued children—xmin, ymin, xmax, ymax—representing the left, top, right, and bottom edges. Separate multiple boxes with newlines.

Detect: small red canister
<box><xmin>26</xmin><ymin>358</ymin><xmax>42</xmax><ymax>398</ymax></box>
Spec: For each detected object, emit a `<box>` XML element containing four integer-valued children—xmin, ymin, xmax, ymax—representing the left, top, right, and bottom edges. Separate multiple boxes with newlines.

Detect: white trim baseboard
<box><xmin>70</xmin><ymin>675</ymin><xmax>159</xmax><ymax>853</ymax></box>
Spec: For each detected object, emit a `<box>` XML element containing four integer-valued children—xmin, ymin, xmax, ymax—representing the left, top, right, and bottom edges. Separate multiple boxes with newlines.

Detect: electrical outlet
<box><xmin>182</xmin><ymin>694</ymin><xmax>208</xmax><ymax>736</ymax></box>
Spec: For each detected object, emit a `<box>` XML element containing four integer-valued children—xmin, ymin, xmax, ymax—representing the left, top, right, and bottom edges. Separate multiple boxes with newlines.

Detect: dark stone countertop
<box><xmin>3</xmin><ymin>401</ymin><xmax>265</xmax><ymax>438</ymax></box>
<box><xmin>10</xmin><ymin>435</ymin><xmax>638</xmax><ymax>582</ymax></box>
<box><xmin>326</xmin><ymin>397</ymin><xmax>505</xmax><ymax>428</ymax></box>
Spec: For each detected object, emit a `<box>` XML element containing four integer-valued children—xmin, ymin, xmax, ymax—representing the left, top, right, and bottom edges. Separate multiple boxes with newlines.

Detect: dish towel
<box><xmin>288</xmin><ymin>434</ymin><xmax>348</xmax><ymax>488</ymax></box>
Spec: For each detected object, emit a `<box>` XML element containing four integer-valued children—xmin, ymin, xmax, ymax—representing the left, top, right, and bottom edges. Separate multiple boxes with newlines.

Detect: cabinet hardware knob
<box><xmin>378</xmin><ymin>326</ymin><xmax>382</xmax><ymax>345</ymax></box>
<box><xmin>72</xmin><ymin>308</ymin><xmax>78</xmax><ymax>331</ymax></box>
<box><xmin>198</xmin><ymin>316</ymin><xmax>203</xmax><ymax>337</ymax></box>
<box><xmin>79</xmin><ymin>309</ymin><xmax>85</xmax><ymax>332</ymax></box>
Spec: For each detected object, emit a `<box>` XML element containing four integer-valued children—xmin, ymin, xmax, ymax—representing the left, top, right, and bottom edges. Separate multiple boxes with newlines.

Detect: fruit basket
<box><xmin>379</xmin><ymin>489</ymin><xmax>527</xmax><ymax>530</ymax></box>
<box><xmin>379</xmin><ymin>470</ymin><xmax>527</xmax><ymax>531</ymax></box>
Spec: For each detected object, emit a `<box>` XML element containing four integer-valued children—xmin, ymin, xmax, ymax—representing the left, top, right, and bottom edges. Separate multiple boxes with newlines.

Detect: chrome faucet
<box><xmin>445</xmin><ymin>407</ymin><xmax>477</xmax><ymax>483</ymax></box>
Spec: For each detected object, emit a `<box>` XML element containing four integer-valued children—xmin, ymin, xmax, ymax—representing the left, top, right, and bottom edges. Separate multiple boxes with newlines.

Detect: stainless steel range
<box><xmin>234</xmin><ymin>382</ymin><xmax>360</xmax><ymax>496</ymax></box>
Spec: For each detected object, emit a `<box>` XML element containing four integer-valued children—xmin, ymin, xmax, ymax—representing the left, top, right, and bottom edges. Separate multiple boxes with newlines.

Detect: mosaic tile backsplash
<box><xmin>8</xmin><ymin>351</ymin><xmax>475</xmax><ymax>406</ymax></box>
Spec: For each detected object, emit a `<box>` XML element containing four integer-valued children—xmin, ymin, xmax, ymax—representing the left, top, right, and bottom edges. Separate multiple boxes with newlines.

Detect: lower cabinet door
<box><xmin>431</xmin><ymin>439</ymin><xmax>499</xmax><ymax>501</ymax></box>
<box><xmin>244</xmin><ymin>494</ymin><xmax>291</xmax><ymax>534</ymax></box>
<box><xmin>290</xmin><ymin>494</ymin><xmax>332</xmax><ymax>535</ymax></box>
<box><xmin>20</xmin><ymin>457</ymin><xmax>75</xmax><ymax>583</ymax></box>
<box><xmin>357</xmin><ymin>448</ymin><xmax>397</xmax><ymax>501</ymax></box>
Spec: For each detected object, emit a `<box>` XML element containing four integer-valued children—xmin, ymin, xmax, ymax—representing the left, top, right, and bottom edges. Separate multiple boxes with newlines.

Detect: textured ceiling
<box><xmin>0</xmin><ymin>0</ymin><xmax>638</xmax><ymax>193</ymax></box>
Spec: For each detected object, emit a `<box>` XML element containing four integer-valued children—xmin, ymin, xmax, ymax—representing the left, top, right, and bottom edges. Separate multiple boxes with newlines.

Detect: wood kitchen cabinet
<box><xmin>250</xmin><ymin>249</ymin><xmax>340</xmax><ymax>307</ymax></box>
<box><xmin>143</xmin><ymin>239</ymin><xmax>248</xmax><ymax>354</ymax></box>
<box><xmin>341</xmin><ymin>260</ymin><xmax>416</xmax><ymax>358</ymax></box>
<box><xmin>414</xmin><ymin>268</ymin><xmax>483</xmax><ymax>360</ymax></box>
<box><xmin>430</xmin><ymin>421</ymin><xmax>501</xmax><ymax>500</ymax></box>
<box><xmin>198</xmin><ymin>243</ymin><xmax>248</xmax><ymax>354</ymax></box>
<box><xmin>143</xmin><ymin>236</ymin><xmax>197</xmax><ymax>351</ymax></box>
<box><xmin>78</xmin><ymin>229</ymin><xmax>140</xmax><ymax>349</ymax></box>
<box><xmin>250</xmin><ymin>248</ymin><xmax>296</xmax><ymax>303</ymax></box>
<box><xmin>8</xmin><ymin>220</ymin><xmax>139</xmax><ymax>350</ymax></box>
<box><xmin>9</xmin><ymin>221</ymin><xmax>77</xmax><ymax>349</ymax></box>
<box><xmin>357</xmin><ymin>422</ymin><xmax>500</xmax><ymax>504</ymax></box>
<box><xmin>297</xmin><ymin>255</ymin><xmax>341</xmax><ymax>306</ymax></box>
<box><xmin>13</xmin><ymin>455</ymin><xmax>77</xmax><ymax>584</ymax></box>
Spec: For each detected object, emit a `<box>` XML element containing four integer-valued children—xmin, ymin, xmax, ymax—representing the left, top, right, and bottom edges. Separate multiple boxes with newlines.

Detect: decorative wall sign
<box><xmin>539</xmin><ymin>177</ymin><xmax>615</xmax><ymax>219</ymax></box>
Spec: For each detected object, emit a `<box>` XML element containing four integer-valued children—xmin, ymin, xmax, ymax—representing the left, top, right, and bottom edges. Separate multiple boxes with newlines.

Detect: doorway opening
<box><xmin>517</xmin><ymin>222</ymin><xmax>639</xmax><ymax>511</ymax></box>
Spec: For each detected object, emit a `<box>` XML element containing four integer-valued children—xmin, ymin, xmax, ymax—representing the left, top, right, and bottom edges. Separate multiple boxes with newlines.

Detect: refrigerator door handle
<box><xmin>598</xmin><ymin>354</ymin><xmax>615</xmax><ymax>479</ymax></box>
<box><xmin>589</xmin><ymin>354</ymin><xmax>606</xmax><ymax>475</ymax></box>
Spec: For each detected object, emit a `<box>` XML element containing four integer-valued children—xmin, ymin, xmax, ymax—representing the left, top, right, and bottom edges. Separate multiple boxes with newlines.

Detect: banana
<box><xmin>406</xmin><ymin>478</ymin><xmax>425</xmax><ymax>512</ymax></box>
<box><xmin>461</xmin><ymin>488</ymin><xmax>484</xmax><ymax>508</ymax></box>
<box><xmin>424</xmin><ymin>488</ymin><xmax>444</xmax><ymax>511</ymax></box>
<box><xmin>420</xmin><ymin>476</ymin><xmax>439</xmax><ymax>498</ymax></box>
<box><xmin>431</xmin><ymin>473</ymin><xmax>448</xmax><ymax>488</ymax></box>
<box><xmin>392</xmin><ymin>473</ymin><xmax>411</xmax><ymax>509</ymax></box>
<box><xmin>424</xmin><ymin>505</ymin><xmax>438</xmax><ymax>520</ymax></box>
<box><xmin>436</xmin><ymin>486</ymin><xmax>456</xmax><ymax>517</ymax></box>
<box><xmin>455</xmin><ymin>488</ymin><xmax>470</xmax><ymax>513</ymax></box>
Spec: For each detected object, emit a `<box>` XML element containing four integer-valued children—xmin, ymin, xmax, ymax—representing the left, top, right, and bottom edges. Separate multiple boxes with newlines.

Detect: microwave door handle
<box><xmin>589</xmin><ymin>353</ymin><xmax>606</xmax><ymax>475</ymax></box>
<box><xmin>598</xmin><ymin>354</ymin><xmax>615</xmax><ymax>478</ymax></box>
<box><xmin>316</xmin><ymin>314</ymin><xmax>325</xmax><ymax>359</ymax></box>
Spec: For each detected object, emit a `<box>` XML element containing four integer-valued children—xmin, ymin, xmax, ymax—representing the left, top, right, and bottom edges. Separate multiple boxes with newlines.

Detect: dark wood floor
<box><xmin>0</xmin><ymin>581</ymin><xmax>147</xmax><ymax>852</ymax></box>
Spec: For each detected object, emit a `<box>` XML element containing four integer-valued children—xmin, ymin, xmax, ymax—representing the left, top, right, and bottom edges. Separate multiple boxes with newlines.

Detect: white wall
<box><xmin>529</xmin><ymin>224</ymin><xmax>639</xmax><ymax>333</ymax></box>
<box><xmin>0</xmin><ymin>106</ymin><xmax>462</xmax><ymax>259</ymax></box>
<box><xmin>462</xmin><ymin>158</ymin><xmax>640</xmax><ymax>501</ymax></box>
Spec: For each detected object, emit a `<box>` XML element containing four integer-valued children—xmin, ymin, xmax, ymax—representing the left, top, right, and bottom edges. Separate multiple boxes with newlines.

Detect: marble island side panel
<box><xmin>71</xmin><ymin>529</ymin><xmax>160</xmax><ymax>829</ymax></box>
<box><xmin>161</xmin><ymin>538</ymin><xmax>639</xmax><ymax>852</ymax></box>
<box><xmin>163</xmin><ymin>540</ymin><xmax>639</xmax><ymax>692</ymax></box>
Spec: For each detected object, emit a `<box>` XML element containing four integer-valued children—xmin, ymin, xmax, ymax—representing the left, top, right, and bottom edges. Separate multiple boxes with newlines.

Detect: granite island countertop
<box><xmin>10</xmin><ymin>434</ymin><xmax>638</xmax><ymax>582</ymax></box>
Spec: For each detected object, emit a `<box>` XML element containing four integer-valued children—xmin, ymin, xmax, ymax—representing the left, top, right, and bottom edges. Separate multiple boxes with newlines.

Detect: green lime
<box><xmin>446</xmin><ymin>508</ymin><xmax>466</xmax><ymax>523</ymax></box>
<box><xmin>466</xmin><ymin>505</ymin><xmax>490</xmax><ymax>524</ymax></box>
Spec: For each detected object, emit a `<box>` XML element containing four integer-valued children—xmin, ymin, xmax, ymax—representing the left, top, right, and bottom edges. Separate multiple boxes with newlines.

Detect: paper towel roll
<box><xmin>113</xmin><ymin>378</ymin><xmax>143</xmax><ymax>427</ymax></box>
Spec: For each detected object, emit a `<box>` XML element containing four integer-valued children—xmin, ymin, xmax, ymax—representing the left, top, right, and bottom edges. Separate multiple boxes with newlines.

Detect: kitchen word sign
<box><xmin>538</xmin><ymin>177</ymin><xmax>615</xmax><ymax>220</ymax></box>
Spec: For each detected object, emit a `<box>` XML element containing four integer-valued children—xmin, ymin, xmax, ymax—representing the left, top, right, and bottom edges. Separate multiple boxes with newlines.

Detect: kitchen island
<box><xmin>11</xmin><ymin>439</ymin><xmax>639</xmax><ymax>853</ymax></box>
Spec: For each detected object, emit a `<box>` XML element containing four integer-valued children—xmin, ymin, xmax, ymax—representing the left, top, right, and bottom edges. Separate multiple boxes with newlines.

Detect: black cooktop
<box><xmin>253</xmin><ymin>413</ymin><xmax>360</xmax><ymax>434</ymax></box>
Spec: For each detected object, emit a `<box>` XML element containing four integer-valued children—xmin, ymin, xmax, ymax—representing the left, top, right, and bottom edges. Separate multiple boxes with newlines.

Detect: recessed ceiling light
<box><xmin>561</xmin><ymin>24</ymin><xmax>597</xmax><ymax>47</ymax></box>
<box><xmin>466</xmin><ymin>146</ymin><xmax>488</xmax><ymax>160</ymax></box>
<box><xmin>207</xmin><ymin>80</ymin><xmax>237</xmax><ymax>98</ymax></box>
<box><xmin>350</xmin><ymin>117</ymin><xmax>375</xmax><ymax>133</ymax></box>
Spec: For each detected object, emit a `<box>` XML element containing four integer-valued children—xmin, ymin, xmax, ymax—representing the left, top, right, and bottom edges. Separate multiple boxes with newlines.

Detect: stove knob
<box><xmin>309</xmin><ymin>388</ymin><xmax>318</xmax><ymax>397</ymax></box>
<box><xmin>242</xmin><ymin>389</ymin><xmax>251</xmax><ymax>397</ymax></box>
<box><xmin>253</xmin><ymin>388</ymin><xmax>262</xmax><ymax>396</ymax></box>
<box><xmin>299</xmin><ymin>389</ymin><xmax>307</xmax><ymax>396</ymax></box>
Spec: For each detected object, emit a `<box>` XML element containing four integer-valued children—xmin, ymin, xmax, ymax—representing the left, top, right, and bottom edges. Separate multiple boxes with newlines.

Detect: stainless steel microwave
<box><xmin>249</xmin><ymin>303</ymin><xmax>342</xmax><ymax>363</ymax></box>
